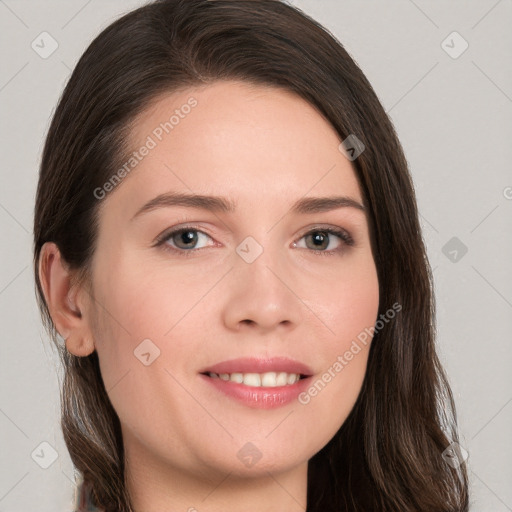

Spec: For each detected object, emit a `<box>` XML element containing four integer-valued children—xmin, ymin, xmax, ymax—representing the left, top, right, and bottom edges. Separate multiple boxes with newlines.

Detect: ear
<box><xmin>38</xmin><ymin>242</ymin><xmax>95</xmax><ymax>357</ymax></box>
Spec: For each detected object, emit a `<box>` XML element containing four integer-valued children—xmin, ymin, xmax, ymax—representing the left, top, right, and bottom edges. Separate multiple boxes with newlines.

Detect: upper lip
<box><xmin>200</xmin><ymin>357</ymin><xmax>313</xmax><ymax>376</ymax></box>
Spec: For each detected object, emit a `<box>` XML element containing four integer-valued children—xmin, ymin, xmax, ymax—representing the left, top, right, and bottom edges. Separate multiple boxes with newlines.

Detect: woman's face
<box><xmin>85</xmin><ymin>80</ymin><xmax>379</xmax><ymax>481</ymax></box>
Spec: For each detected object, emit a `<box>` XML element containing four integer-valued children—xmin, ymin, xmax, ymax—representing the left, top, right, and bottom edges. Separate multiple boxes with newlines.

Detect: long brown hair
<box><xmin>33</xmin><ymin>0</ymin><xmax>469</xmax><ymax>510</ymax></box>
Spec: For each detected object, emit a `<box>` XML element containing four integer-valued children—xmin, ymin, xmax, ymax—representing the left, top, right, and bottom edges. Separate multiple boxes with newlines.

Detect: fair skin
<box><xmin>39</xmin><ymin>81</ymin><xmax>379</xmax><ymax>511</ymax></box>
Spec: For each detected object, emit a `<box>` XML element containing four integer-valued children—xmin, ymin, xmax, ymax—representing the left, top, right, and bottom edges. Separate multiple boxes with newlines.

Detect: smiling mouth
<box><xmin>201</xmin><ymin>371</ymin><xmax>309</xmax><ymax>387</ymax></box>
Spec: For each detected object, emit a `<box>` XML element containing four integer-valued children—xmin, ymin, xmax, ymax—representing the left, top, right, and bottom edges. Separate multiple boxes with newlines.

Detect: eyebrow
<box><xmin>131</xmin><ymin>191</ymin><xmax>365</xmax><ymax>220</ymax></box>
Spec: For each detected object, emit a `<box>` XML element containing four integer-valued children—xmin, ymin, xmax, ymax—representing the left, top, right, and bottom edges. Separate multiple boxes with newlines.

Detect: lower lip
<box><xmin>200</xmin><ymin>374</ymin><xmax>311</xmax><ymax>409</ymax></box>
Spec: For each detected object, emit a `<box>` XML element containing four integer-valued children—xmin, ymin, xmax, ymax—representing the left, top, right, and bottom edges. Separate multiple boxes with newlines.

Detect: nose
<box><xmin>221</xmin><ymin>243</ymin><xmax>303</xmax><ymax>334</ymax></box>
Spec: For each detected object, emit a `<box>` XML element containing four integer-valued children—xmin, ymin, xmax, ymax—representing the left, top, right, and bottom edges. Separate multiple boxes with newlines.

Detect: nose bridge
<box><xmin>238</xmin><ymin>234</ymin><xmax>284</xmax><ymax>293</ymax></box>
<box><xmin>222</xmin><ymin>231</ymin><xmax>301</xmax><ymax>331</ymax></box>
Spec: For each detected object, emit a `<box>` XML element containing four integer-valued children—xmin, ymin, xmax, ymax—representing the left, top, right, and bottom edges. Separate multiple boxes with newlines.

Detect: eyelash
<box><xmin>154</xmin><ymin>224</ymin><xmax>355</xmax><ymax>258</ymax></box>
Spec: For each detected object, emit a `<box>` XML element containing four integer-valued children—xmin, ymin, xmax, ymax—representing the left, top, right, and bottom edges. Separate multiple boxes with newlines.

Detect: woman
<box><xmin>33</xmin><ymin>0</ymin><xmax>469</xmax><ymax>510</ymax></box>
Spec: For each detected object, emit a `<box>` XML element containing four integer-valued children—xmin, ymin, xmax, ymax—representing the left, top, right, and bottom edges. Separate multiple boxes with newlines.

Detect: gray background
<box><xmin>1</xmin><ymin>0</ymin><xmax>511</xmax><ymax>510</ymax></box>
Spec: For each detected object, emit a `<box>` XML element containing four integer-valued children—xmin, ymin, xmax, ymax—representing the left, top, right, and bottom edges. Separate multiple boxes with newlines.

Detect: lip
<box><xmin>199</xmin><ymin>357</ymin><xmax>314</xmax><ymax>409</ymax></box>
<box><xmin>200</xmin><ymin>373</ymin><xmax>312</xmax><ymax>409</ymax></box>
<box><xmin>199</xmin><ymin>356</ymin><xmax>314</xmax><ymax>376</ymax></box>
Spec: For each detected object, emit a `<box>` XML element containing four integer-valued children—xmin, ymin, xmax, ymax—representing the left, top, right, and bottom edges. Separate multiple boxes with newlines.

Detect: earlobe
<box><xmin>38</xmin><ymin>242</ymin><xmax>95</xmax><ymax>357</ymax></box>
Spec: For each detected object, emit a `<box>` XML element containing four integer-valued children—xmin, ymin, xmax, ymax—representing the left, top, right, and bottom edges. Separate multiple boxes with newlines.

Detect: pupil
<box><xmin>177</xmin><ymin>230</ymin><xmax>197</xmax><ymax>248</ymax></box>
<box><xmin>310</xmin><ymin>231</ymin><xmax>327</xmax><ymax>249</ymax></box>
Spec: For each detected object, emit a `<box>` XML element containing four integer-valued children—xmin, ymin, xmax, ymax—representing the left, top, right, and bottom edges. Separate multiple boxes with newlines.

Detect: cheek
<box><xmin>90</xmin><ymin>254</ymin><xmax>201</xmax><ymax>404</ymax></box>
<box><xmin>337</xmin><ymin>265</ymin><xmax>380</xmax><ymax>342</ymax></box>
<box><xmin>89</xmin><ymin>262</ymin><xmax>198</xmax><ymax>451</ymax></box>
<box><xmin>297</xmin><ymin>254</ymin><xmax>379</xmax><ymax>427</ymax></box>
<box><xmin>307</xmin><ymin>250</ymin><xmax>380</xmax><ymax>349</ymax></box>
<box><xmin>91</xmin><ymin>251</ymin><xmax>188</xmax><ymax>347</ymax></box>
<box><xmin>91</xmin><ymin>238</ymin><xmax>379</xmax><ymax>412</ymax></box>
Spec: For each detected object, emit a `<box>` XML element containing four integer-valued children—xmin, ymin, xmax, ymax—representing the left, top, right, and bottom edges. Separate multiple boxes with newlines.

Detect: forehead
<box><xmin>109</xmin><ymin>80</ymin><xmax>363</xmax><ymax>215</ymax></box>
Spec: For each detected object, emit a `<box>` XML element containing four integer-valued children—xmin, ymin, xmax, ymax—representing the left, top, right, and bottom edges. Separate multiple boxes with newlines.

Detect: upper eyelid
<box><xmin>154</xmin><ymin>225</ymin><xmax>215</xmax><ymax>245</ymax></box>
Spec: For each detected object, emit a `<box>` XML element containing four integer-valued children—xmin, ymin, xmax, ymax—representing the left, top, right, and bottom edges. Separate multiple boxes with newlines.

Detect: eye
<box><xmin>154</xmin><ymin>225</ymin><xmax>354</xmax><ymax>257</ymax></box>
<box><xmin>293</xmin><ymin>227</ymin><xmax>354</xmax><ymax>255</ymax></box>
<box><xmin>155</xmin><ymin>226</ymin><xmax>215</xmax><ymax>255</ymax></box>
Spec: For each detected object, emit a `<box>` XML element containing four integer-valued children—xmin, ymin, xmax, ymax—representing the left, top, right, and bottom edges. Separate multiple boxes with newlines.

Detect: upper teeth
<box><xmin>208</xmin><ymin>372</ymin><xmax>301</xmax><ymax>387</ymax></box>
